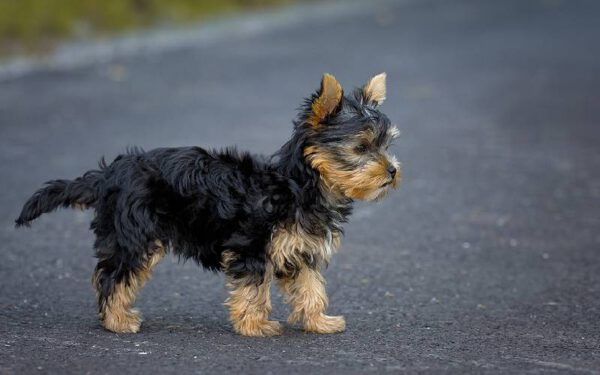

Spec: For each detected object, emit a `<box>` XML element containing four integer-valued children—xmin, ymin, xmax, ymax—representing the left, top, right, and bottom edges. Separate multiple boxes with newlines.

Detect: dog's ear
<box><xmin>309</xmin><ymin>73</ymin><xmax>343</xmax><ymax>127</ymax></box>
<box><xmin>362</xmin><ymin>72</ymin><xmax>386</xmax><ymax>106</ymax></box>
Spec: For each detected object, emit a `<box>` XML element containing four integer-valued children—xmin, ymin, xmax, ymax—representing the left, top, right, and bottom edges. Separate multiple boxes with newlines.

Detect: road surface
<box><xmin>1</xmin><ymin>0</ymin><xmax>599</xmax><ymax>373</ymax></box>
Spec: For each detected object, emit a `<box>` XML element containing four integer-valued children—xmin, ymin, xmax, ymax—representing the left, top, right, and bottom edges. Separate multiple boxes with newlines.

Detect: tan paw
<box><xmin>233</xmin><ymin>319</ymin><xmax>283</xmax><ymax>337</ymax></box>
<box><xmin>304</xmin><ymin>314</ymin><xmax>346</xmax><ymax>334</ymax></box>
<box><xmin>102</xmin><ymin>308</ymin><xmax>142</xmax><ymax>333</ymax></box>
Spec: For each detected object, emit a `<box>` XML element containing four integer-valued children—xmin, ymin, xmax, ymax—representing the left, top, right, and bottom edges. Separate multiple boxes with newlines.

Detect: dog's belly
<box><xmin>164</xmin><ymin>208</ymin><xmax>279</xmax><ymax>272</ymax></box>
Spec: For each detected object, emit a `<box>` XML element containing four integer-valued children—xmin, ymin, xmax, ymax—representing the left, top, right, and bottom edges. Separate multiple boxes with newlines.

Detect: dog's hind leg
<box><xmin>92</xmin><ymin>240</ymin><xmax>166</xmax><ymax>333</ymax></box>
<box><xmin>222</xmin><ymin>251</ymin><xmax>282</xmax><ymax>336</ymax></box>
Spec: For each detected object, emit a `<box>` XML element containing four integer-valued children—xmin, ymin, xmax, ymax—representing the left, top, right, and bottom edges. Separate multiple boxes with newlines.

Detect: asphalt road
<box><xmin>1</xmin><ymin>0</ymin><xmax>600</xmax><ymax>373</ymax></box>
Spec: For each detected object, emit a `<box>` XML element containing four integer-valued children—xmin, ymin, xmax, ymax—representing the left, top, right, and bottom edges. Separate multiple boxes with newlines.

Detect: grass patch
<box><xmin>0</xmin><ymin>0</ymin><xmax>294</xmax><ymax>58</ymax></box>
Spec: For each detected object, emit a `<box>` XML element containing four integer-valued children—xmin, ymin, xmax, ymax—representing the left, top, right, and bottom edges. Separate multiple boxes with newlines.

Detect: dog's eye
<box><xmin>355</xmin><ymin>143</ymin><xmax>369</xmax><ymax>153</ymax></box>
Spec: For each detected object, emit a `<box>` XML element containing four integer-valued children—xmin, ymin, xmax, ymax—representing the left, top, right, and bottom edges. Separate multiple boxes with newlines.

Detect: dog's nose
<box><xmin>387</xmin><ymin>165</ymin><xmax>396</xmax><ymax>178</ymax></box>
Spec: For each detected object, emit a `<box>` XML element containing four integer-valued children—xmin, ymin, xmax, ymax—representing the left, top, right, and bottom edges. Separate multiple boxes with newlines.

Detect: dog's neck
<box><xmin>272</xmin><ymin>131</ymin><xmax>352</xmax><ymax>235</ymax></box>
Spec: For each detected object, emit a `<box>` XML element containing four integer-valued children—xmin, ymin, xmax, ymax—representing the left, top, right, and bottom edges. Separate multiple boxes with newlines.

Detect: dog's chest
<box><xmin>268</xmin><ymin>224</ymin><xmax>341</xmax><ymax>275</ymax></box>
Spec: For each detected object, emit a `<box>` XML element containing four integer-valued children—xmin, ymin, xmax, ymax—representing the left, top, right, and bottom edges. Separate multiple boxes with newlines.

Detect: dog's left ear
<box><xmin>309</xmin><ymin>73</ymin><xmax>343</xmax><ymax>127</ymax></box>
<box><xmin>362</xmin><ymin>72</ymin><xmax>386</xmax><ymax>106</ymax></box>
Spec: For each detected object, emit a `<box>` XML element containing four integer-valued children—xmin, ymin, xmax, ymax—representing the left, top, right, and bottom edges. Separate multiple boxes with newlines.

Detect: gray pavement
<box><xmin>1</xmin><ymin>0</ymin><xmax>600</xmax><ymax>373</ymax></box>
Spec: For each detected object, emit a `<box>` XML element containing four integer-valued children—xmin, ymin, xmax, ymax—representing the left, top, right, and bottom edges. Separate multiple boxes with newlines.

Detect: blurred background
<box><xmin>1</xmin><ymin>0</ymin><xmax>599</xmax><ymax>374</ymax></box>
<box><xmin>0</xmin><ymin>0</ymin><xmax>296</xmax><ymax>58</ymax></box>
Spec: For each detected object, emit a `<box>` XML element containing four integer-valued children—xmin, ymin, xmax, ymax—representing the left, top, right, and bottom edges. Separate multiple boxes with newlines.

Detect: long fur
<box><xmin>16</xmin><ymin>166</ymin><xmax>105</xmax><ymax>226</ymax></box>
<box><xmin>15</xmin><ymin>73</ymin><xmax>400</xmax><ymax>336</ymax></box>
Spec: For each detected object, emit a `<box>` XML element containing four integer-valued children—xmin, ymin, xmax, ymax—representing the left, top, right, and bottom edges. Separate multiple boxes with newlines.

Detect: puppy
<box><xmin>16</xmin><ymin>73</ymin><xmax>401</xmax><ymax>336</ymax></box>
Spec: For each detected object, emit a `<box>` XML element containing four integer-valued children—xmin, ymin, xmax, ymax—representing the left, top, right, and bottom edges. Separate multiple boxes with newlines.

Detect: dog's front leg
<box><xmin>278</xmin><ymin>266</ymin><xmax>345</xmax><ymax>333</ymax></box>
<box><xmin>223</xmin><ymin>255</ymin><xmax>281</xmax><ymax>337</ymax></box>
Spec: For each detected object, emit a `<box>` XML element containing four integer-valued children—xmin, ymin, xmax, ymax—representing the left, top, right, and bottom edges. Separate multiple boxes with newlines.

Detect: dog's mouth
<box><xmin>380</xmin><ymin>180</ymin><xmax>393</xmax><ymax>188</ymax></box>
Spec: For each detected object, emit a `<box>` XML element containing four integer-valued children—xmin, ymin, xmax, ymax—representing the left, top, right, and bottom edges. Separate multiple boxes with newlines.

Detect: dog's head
<box><xmin>299</xmin><ymin>73</ymin><xmax>401</xmax><ymax>201</ymax></box>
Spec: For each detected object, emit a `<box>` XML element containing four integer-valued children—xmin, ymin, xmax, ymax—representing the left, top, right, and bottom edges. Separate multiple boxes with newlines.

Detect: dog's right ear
<box><xmin>308</xmin><ymin>73</ymin><xmax>343</xmax><ymax>128</ymax></box>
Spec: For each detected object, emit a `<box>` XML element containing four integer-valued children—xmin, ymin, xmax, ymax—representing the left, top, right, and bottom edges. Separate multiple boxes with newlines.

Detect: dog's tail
<box><xmin>15</xmin><ymin>168</ymin><xmax>105</xmax><ymax>227</ymax></box>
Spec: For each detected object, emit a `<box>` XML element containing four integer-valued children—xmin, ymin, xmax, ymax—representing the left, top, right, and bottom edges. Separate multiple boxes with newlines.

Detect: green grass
<box><xmin>0</xmin><ymin>0</ymin><xmax>293</xmax><ymax>57</ymax></box>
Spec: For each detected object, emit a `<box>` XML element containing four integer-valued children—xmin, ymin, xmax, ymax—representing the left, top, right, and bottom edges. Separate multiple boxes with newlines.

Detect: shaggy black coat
<box><xmin>15</xmin><ymin>144</ymin><xmax>351</xmax><ymax>297</ymax></box>
<box><xmin>14</xmin><ymin>75</ymin><xmax>406</xmax><ymax>313</ymax></box>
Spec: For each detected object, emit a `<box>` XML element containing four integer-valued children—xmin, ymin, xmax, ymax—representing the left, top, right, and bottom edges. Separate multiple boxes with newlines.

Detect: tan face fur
<box><xmin>303</xmin><ymin>73</ymin><xmax>401</xmax><ymax>201</ymax></box>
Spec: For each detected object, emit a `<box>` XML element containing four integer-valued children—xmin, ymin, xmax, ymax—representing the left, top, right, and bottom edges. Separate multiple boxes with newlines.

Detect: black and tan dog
<box><xmin>16</xmin><ymin>73</ymin><xmax>401</xmax><ymax>336</ymax></box>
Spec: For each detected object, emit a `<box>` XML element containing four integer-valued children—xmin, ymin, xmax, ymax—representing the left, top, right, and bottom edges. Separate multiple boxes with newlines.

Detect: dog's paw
<box><xmin>102</xmin><ymin>308</ymin><xmax>142</xmax><ymax>333</ymax></box>
<box><xmin>234</xmin><ymin>319</ymin><xmax>283</xmax><ymax>337</ymax></box>
<box><xmin>304</xmin><ymin>314</ymin><xmax>345</xmax><ymax>334</ymax></box>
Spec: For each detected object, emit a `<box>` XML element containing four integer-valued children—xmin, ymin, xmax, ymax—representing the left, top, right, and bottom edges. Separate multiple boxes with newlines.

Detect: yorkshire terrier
<box><xmin>16</xmin><ymin>73</ymin><xmax>401</xmax><ymax>336</ymax></box>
